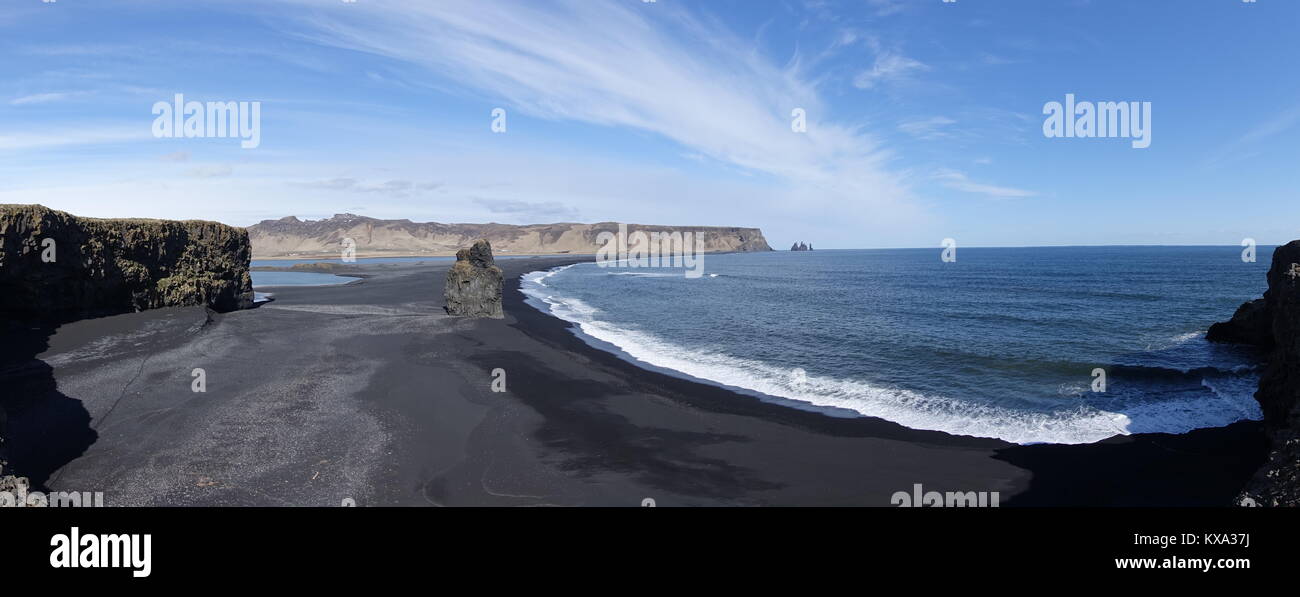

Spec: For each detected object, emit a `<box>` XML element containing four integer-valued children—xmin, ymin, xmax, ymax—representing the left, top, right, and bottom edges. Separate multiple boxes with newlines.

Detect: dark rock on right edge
<box><xmin>1210</xmin><ymin>240</ymin><xmax>1300</xmax><ymax>506</ymax></box>
<box><xmin>1207</xmin><ymin>298</ymin><xmax>1272</xmax><ymax>347</ymax></box>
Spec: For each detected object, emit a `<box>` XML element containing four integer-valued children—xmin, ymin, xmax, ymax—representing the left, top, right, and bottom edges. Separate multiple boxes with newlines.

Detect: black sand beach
<box><xmin>1</xmin><ymin>258</ymin><xmax>1269</xmax><ymax>506</ymax></box>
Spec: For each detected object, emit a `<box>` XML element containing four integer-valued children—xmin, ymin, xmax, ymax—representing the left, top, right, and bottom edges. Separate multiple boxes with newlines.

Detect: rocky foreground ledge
<box><xmin>1209</xmin><ymin>240</ymin><xmax>1300</xmax><ymax>506</ymax></box>
<box><xmin>0</xmin><ymin>204</ymin><xmax>254</xmax><ymax>321</ymax></box>
<box><xmin>0</xmin><ymin>204</ymin><xmax>254</xmax><ymax>487</ymax></box>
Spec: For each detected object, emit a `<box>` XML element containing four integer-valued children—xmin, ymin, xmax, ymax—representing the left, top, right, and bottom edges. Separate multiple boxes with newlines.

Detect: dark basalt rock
<box><xmin>790</xmin><ymin>242</ymin><xmax>812</xmax><ymax>251</ymax></box>
<box><xmin>1207</xmin><ymin>298</ymin><xmax>1272</xmax><ymax>347</ymax></box>
<box><xmin>1211</xmin><ymin>241</ymin><xmax>1300</xmax><ymax>506</ymax></box>
<box><xmin>1</xmin><ymin>204</ymin><xmax>254</xmax><ymax>494</ymax></box>
<box><xmin>444</xmin><ymin>239</ymin><xmax>503</xmax><ymax>318</ymax></box>
<box><xmin>0</xmin><ymin>204</ymin><xmax>254</xmax><ymax>321</ymax></box>
<box><xmin>0</xmin><ymin>404</ymin><xmax>8</xmax><ymax>490</ymax></box>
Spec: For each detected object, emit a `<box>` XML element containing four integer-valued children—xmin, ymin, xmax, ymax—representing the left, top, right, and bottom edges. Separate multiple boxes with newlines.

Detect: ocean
<box><xmin>522</xmin><ymin>246</ymin><xmax>1272</xmax><ymax>445</ymax></box>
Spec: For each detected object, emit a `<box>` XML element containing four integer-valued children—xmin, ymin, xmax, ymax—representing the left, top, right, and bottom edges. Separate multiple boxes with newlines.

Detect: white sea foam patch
<box><xmin>521</xmin><ymin>266</ymin><xmax>1263</xmax><ymax>445</ymax></box>
<box><xmin>1201</xmin><ymin>375</ymin><xmax>1264</xmax><ymax>419</ymax></box>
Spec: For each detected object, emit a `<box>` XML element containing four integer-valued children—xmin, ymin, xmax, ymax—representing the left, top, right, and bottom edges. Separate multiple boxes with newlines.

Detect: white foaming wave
<box><xmin>578</xmin><ymin>316</ymin><xmax>1140</xmax><ymax>444</ymax></box>
<box><xmin>524</xmin><ymin>263</ymin><xmax>580</xmax><ymax>289</ymax></box>
<box><xmin>1201</xmin><ymin>375</ymin><xmax>1264</xmax><ymax>419</ymax></box>
<box><xmin>520</xmin><ymin>268</ymin><xmax>1261</xmax><ymax>445</ymax></box>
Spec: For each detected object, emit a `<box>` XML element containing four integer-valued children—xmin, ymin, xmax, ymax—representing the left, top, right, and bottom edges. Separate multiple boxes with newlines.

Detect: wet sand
<box><xmin>0</xmin><ymin>257</ymin><xmax>1267</xmax><ymax>506</ymax></box>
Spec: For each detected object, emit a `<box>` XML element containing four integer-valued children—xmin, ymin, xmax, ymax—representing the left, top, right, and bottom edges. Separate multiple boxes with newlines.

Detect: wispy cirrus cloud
<box><xmin>899</xmin><ymin>116</ymin><xmax>957</xmax><ymax>140</ymax></box>
<box><xmin>291</xmin><ymin>178</ymin><xmax>440</xmax><ymax>196</ymax></box>
<box><xmin>185</xmin><ymin>164</ymin><xmax>233</xmax><ymax>178</ymax></box>
<box><xmin>865</xmin><ymin>0</ymin><xmax>908</xmax><ymax>18</ymax></box>
<box><xmin>852</xmin><ymin>39</ymin><xmax>929</xmax><ymax>90</ymax></box>
<box><xmin>1205</xmin><ymin>104</ymin><xmax>1300</xmax><ymax>168</ymax></box>
<box><xmin>268</xmin><ymin>0</ymin><xmax>906</xmax><ymax>201</ymax></box>
<box><xmin>473</xmin><ymin>197</ymin><xmax>579</xmax><ymax>222</ymax></box>
<box><xmin>0</xmin><ymin>126</ymin><xmax>150</xmax><ymax>151</ymax></box>
<box><xmin>935</xmin><ymin>170</ymin><xmax>1036</xmax><ymax>198</ymax></box>
<box><xmin>9</xmin><ymin>91</ymin><xmax>89</xmax><ymax>106</ymax></box>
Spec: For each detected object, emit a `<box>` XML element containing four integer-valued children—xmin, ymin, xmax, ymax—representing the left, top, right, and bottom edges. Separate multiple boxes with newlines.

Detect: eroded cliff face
<box><xmin>248</xmin><ymin>214</ymin><xmax>774</xmax><ymax>257</ymax></box>
<box><xmin>1210</xmin><ymin>241</ymin><xmax>1300</xmax><ymax>506</ymax></box>
<box><xmin>0</xmin><ymin>204</ymin><xmax>254</xmax><ymax>321</ymax></box>
<box><xmin>0</xmin><ymin>205</ymin><xmax>254</xmax><ymax>491</ymax></box>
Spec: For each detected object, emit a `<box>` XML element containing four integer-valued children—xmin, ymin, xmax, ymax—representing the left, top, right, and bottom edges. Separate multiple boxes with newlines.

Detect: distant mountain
<box><xmin>247</xmin><ymin>214</ymin><xmax>773</xmax><ymax>257</ymax></box>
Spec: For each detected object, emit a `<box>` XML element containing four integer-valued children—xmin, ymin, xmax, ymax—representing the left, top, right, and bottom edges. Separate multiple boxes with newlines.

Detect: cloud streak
<box><xmin>0</xmin><ymin>126</ymin><xmax>150</xmax><ymax>151</ymax></box>
<box><xmin>270</xmin><ymin>0</ymin><xmax>906</xmax><ymax>201</ymax></box>
<box><xmin>9</xmin><ymin>92</ymin><xmax>87</xmax><ymax>106</ymax></box>
<box><xmin>935</xmin><ymin>170</ymin><xmax>1036</xmax><ymax>198</ymax></box>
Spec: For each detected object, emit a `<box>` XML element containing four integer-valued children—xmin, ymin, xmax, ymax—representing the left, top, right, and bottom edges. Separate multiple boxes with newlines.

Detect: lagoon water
<box><xmin>250</xmin><ymin>271</ymin><xmax>354</xmax><ymax>287</ymax></box>
<box><xmin>523</xmin><ymin>246</ymin><xmax>1271</xmax><ymax>444</ymax></box>
<box><xmin>249</xmin><ymin>255</ymin><xmax>579</xmax><ymax>287</ymax></box>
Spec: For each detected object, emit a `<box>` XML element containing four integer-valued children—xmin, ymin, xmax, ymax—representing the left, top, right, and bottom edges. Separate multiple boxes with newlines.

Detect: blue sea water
<box><xmin>522</xmin><ymin>247</ymin><xmax>1272</xmax><ymax>444</ymax></box>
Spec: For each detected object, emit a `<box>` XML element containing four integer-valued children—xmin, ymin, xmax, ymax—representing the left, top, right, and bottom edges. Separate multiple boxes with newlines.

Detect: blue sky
<box><xmin>1</xmin><ymin>0</ymin><xmax>1297</xmax><ymax>248</ymax></box>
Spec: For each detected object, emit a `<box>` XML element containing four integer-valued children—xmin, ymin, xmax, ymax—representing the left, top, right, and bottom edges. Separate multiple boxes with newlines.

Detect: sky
<box><xmin>1</xmin><ymin>0</ymin><xmax>1297</xmax><ymax>249</ymax></box>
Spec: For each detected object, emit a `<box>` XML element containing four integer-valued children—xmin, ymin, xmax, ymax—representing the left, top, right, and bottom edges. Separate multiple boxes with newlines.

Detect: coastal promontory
<box><xmin>0</xmin><ymin>204</ymin><xmax>254</xmax><ymax>321</ymax></box>
<box><xmin>1209</xmin><ymin>240</ymin><xmax>1300</xmax><ymax>506</ymax></box>
<box><xmin>247</xmin><ymin>214</ymin><xmax>773</xmax><ymax>257</ymax></box>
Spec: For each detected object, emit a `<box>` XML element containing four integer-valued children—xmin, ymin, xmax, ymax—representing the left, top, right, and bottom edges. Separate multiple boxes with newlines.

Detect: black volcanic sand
<box><xmin>1</xmin><ymin>257</ymin><xmax>1268</xmax><ymax>506</ymax></box>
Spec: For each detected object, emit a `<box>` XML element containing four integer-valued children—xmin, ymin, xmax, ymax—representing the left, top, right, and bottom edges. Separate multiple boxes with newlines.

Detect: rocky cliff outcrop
<box><xmin>444</xmin><ymin>239</ymin><xmax>503</xmax><ymax>318</ymax></box>
<box><xmin>790</xmin><ymin>242</ymin><xmax>813</xmax><ymax>251</ymax></box>
<box><xmin>1</xmin><ymin>205</ymin><xmax>254</xmax><ymax>495</ymax></box>
<box><xmin>1207</xmin><ymin>298</ymin><xmax>1272</xmax><ymax>347</ymax></box>
<box><xmin>0</xmin><ymin>407</ymin><xmax>9</xmax><ymax>494</ymax></box>
<box><xmin>0</xmin><ymin>204</ymin><xmax>254</xmax><ymax>321</ymax></box>
<box><xmin>248</xmin><ymin>214</ymin><xmax>773</xmax><ymax>257</ymax></box>
<box><xmin>1209</xmin><ymin>241</ymin><xmax>1300</xmax><ymax>506</ymax></box>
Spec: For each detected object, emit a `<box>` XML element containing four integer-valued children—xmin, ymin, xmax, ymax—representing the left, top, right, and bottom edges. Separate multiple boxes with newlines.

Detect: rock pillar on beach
<box><xmin>444</xmin><ymin>239</ymin><xmax>503</xmax><ymax>318</ymax></box>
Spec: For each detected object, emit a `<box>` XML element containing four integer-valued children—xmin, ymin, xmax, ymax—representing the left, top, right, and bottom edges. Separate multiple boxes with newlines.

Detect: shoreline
<box><xmin>503</xmin><ymin>262</ymin><xmax>1270</xmax><ymax>505</ymax></box>
<box><xmin>1</xmin><ymin>256</ymin><xmax>1269</xmax><ymax>506</ymax></box>
<box><xmin>250</xmin><ymin>252</ymin><xmax>598</xmax><ymax>261</ymax></box>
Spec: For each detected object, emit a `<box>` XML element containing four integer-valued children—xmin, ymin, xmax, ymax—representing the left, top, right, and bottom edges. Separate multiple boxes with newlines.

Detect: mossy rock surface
<box><xmin>0</xmin><ymin>204</ymin><xmax>254</xmax><ymax>321</ymax></box>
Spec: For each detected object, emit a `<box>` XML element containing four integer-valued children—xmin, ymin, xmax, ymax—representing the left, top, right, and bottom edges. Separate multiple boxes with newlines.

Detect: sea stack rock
<box><xmin>1209</xmin><ymin>240</ymin><xmax>1300</xmax><ymax>506</ymax></box>
<box><xmin>0</xmin><ymin>204</ymin><xmax>254</xmax><ymax>322</ymax></box>
<box><xmin>790</xmin><ymin>242</ymin><xmax>812</xmax><ymax>251</ymax></box>
<box><xmin>444</xmin><ymin>239</ymin><xmax>503</xmax><ymax>318</ymax></box>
